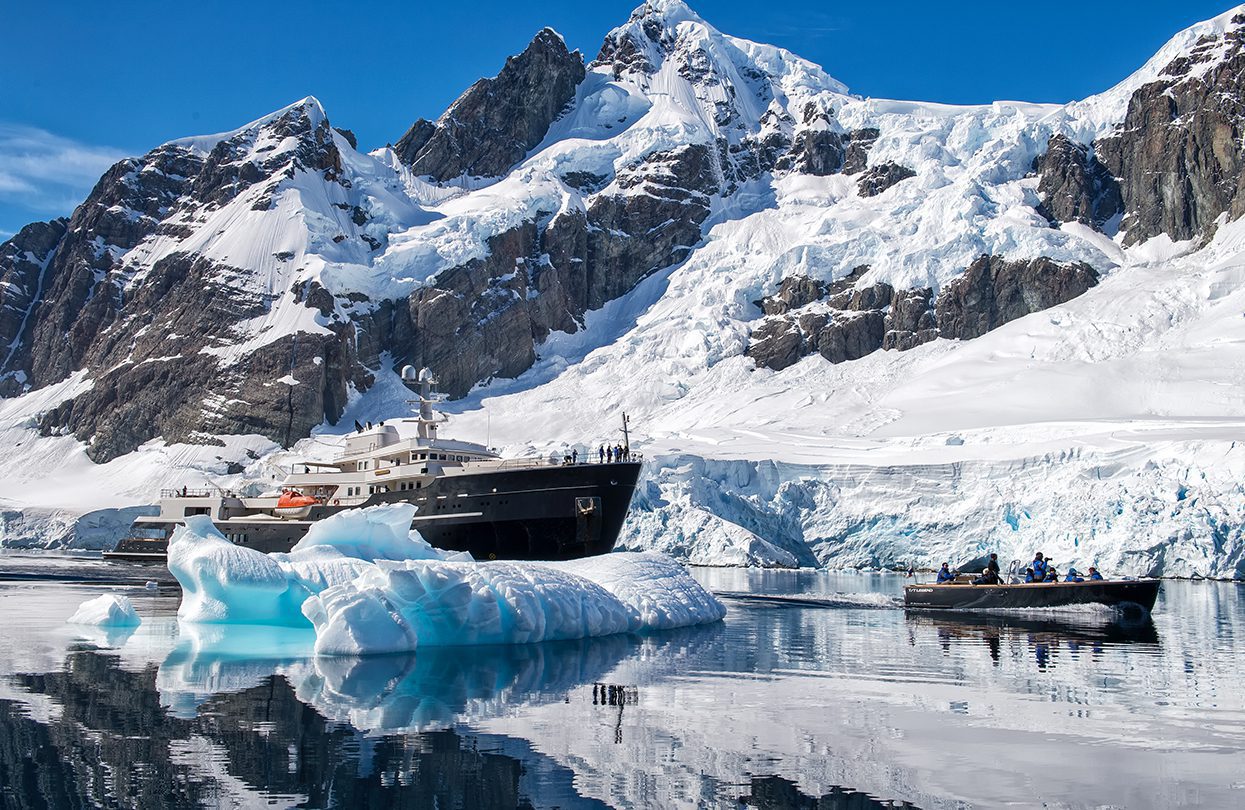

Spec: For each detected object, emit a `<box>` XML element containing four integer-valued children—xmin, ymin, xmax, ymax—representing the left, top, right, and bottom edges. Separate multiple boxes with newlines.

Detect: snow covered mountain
<box><xmin>3</xmin><ymin>1</ymin><xmax>1245</xmax><ymax>577</ymax></box>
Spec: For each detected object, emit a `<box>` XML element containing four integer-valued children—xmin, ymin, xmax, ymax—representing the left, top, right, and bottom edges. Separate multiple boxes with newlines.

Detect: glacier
<box><xmin>2</xmin><ymin>1</ymin><xmax>1245</xmax><ymax>578</ymax></box>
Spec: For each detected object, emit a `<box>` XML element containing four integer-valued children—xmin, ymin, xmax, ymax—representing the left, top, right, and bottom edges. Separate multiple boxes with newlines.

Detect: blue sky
<box><xmin>0</xmin><ymin>0</ymin><xmax>1236</xmax><ymax>237</ymax></box>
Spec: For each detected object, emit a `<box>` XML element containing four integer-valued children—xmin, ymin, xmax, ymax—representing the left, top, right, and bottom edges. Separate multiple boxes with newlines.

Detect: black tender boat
<box><xmin>903</xmin><ymin>579</ymin><xmax>1161</xmax><ymax>612</ymax></box>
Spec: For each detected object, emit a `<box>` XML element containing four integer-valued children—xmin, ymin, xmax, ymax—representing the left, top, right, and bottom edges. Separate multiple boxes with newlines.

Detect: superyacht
<box><xmin>106</xmin><ymin>367</ymin><xmax>641</xmax><ymax>562</ymax></box>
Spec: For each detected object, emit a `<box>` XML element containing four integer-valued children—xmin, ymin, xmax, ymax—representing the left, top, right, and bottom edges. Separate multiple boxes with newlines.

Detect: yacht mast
<box><xmin>401</xmin><ymin>365</ymin><xmax>441</xmax><ymax>441</ymax></box>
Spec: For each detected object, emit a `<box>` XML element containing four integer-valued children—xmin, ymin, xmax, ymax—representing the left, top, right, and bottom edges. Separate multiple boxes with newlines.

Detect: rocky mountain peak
<box><xmin>394</xmin><ymin>28</ymin><xmax>585</xmax><ymax>181</ymax></box>
<box><xmin>1091</xmin><ymin>8</ymin><xmax>1245</xmax><ymax>245</ymax></box>
<box><xmin>592</xmin><ymin>0</ymin><xmax>722</xmax><ymax>80</ymax></box>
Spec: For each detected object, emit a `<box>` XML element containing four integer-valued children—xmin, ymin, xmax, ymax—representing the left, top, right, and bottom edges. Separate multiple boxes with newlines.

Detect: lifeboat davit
<box><xmin>274</xmin><ymin>490</ymin><xmax>318</xmax><ymax>519</ymax></box>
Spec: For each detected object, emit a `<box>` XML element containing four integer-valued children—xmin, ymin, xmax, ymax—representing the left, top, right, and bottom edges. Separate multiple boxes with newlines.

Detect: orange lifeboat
<box><xmin>274</xmin><ymin>490</ymin><xmax>318</xmax><ymax>519</ymax></box>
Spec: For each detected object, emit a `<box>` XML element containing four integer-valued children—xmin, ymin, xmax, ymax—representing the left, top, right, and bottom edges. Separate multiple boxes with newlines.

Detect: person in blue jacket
<box><xmin>1023</xmin><ymin>567</ymin><xmax>1037</xmax><ymax>583</ymax></box>
<box><xmin>936</xmin><ymin>563</ymin><xmax>955</xmax><ymax>583</ymax></box>
<box><xmin>1065</xmin><ymin>567</ymin><xmax>1085</xmax><ymax>583</ymax></box>
<box><xmin>1044</xmin><ymin>563</ymin><xmax>1060</xmax><ymax>582</ymax></box>
<box><xmin>1087</xmin><ymin>566</ymin><xmax>1104</xmax><ymax>581</ymax></box>
<box><xmin>1030</xmin><ymin>553</ymin><xmax>1049</xmax><ymax>582</ymax></box>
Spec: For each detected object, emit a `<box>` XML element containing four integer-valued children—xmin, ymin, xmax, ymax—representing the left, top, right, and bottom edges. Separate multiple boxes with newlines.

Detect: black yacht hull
<box><xmin>106</xmin><ymin>461</ymin><xmax>642</xmax><ymax>563</ymax></box>
<box><xmin>904</xmin><ymin>579</ymin><xmax>1161</xmax><ymax>612</ymax></box>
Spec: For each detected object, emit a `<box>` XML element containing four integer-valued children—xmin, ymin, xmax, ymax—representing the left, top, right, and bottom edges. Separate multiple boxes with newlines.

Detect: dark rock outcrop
<box><xmin>1095</xmin><ymin>14</ymin><xmax>1245</xmax><ymax>244</ymax></box>
<box><xmin>842</xmin><ymin>128</ymin><xmax>879</xmax><ymax>175</ymax></box>
<box><xmin>815</xmin><ymin>310</ymin><xmax>887</xmax><ymax>363</ymax></box>
<box><xmin>745</xmin><ymin>317</ymin><xmax>806</xmax><ymax>370</ymax></box>
<box><xmin>856</xmin><ymin>162</ymin><xmax>916</xmax><ymax>197</ymax></box>
<box><xmin>0</xmin><ymin>218</ymin><xmax>68</xmax><ymax>394</ymax></box>
<box><xmin>586</xmin><ymin>144</ymin><xmax>718</xmax><ymax>308</ymax></box>
<box><xmin>758</xmin><ymin>275</ymin><xmax>827</xmax><ymax>315</ymax></box>
<box><xmin>882</xmin><ymin>287</ymin><xmax>936</xmax><ymax>350</ymax></box>
<box><xmin>935</xmin><ymin>255</ymin><xmax>1098</xmax><ymax>340</ymax></box>
<box><xmin>778</xmin><ymin>128</ymin><xmax>845</xmax><ymax>176</ymax></box>
<box><xmin>362</xmin><ymin>143</ymin><xmax>720</xmax><ymax>396</ymax></box>
<box><xmin>748</xmin><ymin>256</ymin><xmax>1099</xmax><ymax>369</ymax></box>
<box><xmin>747</xmin><ymin>267</ymin><xmax>893</xmax><ymax>370</ymax></box>
<box><xmin>35</xmin><ymin>250</ymin><xmax>368</xmax><ymax>462</ymax></box>
<box><xmin>395</xmin><ymin>29</ymin><xmax>586</xmax><ymax>180</ymax></box>
<box><xmin>774</xmin><ymin>117</ymin><xmax>880</xmax><ymax>178</ymax></box>
<box><xmin>1033</xmin><ymin>134</ymin><xmax>1123</xmax><ymax>228</ymax></box>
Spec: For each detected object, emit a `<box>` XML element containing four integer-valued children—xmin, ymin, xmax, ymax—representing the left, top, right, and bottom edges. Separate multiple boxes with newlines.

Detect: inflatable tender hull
<box><xmin>904</xmin><ymin>579</ymin><xmax>1160</xmax><ymax>612</ymax></box>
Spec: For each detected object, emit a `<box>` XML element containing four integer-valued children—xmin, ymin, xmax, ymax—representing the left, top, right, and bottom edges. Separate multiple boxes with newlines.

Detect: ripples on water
<box><xmin>0</xmin><ymin>561</ymin><xmax>1241</xmax><ymax>809</ymax></box>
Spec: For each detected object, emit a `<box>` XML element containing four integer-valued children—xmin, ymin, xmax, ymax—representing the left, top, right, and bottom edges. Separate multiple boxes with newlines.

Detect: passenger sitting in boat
<box><xmin>1044</xmin><ymin>564</ymin><xmax>1060</xmax><ymax>582</ymax></box>
<box><xmin>1065</xmin><ymin>567</ymin><xmax>1085</xmax><ymax>583</ymax></box>
<box><xmin>1031</xmin><ymin>553</ymin><xmax>1048</xmax><ymax>581</ymax></box>
<box><xmin>1088</xmin><ymin>567</ymin><xmax>1104</xmax><ymax>581</ymax></box>
<box><xmin>1023</xmin><ymin>567</ymin><xmax>1037</xmax><ymax>583</ymax></box>
<box><xmin>936</xmin><ymin>563</ymin><xmax>955</xmax><ymax>583</ymax></box>
<box><xmin>972</xmin><ymin>567</ymin><xmax>1000</xmax><ymax>585</ymax></box>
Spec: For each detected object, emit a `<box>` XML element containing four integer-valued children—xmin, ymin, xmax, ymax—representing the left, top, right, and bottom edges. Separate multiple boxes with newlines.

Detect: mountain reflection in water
<box><xmin>1</xmin><ymin>572</ymin><xmax>1243</xmax><ymax>808</ymax></box>
<box><xmin>2</xmin><ymin>633</ymin><xmax>668</xmax><ymax>808</ymax></box>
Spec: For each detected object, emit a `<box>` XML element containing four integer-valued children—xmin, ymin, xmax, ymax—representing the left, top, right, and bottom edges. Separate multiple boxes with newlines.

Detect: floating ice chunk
<box><xmin>290</xmin><ymin>503</ymin><xmax>448</xmax><ymax>561</ymax></box>
<box><xmin>303</xmin><ymin>553</ymin><xmax>725</xmax><ymax>656</ymax></box>
<box><xmin>169</xmin><ymin>507</ymin><xmax>463</xmax><ymax>626</ymax></box>
<box><xmin>168</xmin><ymin>506</ymin><xmax>724</xmax><ymax>654</ymax></box>
<box><xmin>170</xmin><ymin>516</ymin><xmax>326</xmax><ymax>626</ymax></box>
<box><xmin>67</xmin><ymin>594</ymin><xmax>142</xmax><ymax>627</ymax></box>
<box><xmin>551</xmin><ymin>553</ymin><xmax>730</xmax><ymax>630</ymax></box>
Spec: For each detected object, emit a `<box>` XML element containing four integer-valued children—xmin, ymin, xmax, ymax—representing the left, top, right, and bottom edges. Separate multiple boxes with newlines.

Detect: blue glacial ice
<box><xmin>167</xmin><ymin>504</ymin><xmax>725</xmax><ymax>655</ymax></box>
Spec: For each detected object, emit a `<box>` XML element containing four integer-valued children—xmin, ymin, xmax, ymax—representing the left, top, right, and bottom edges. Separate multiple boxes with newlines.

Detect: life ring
<box><xmin>332</xmin><ymin>499</ymin><xmax>340</xmax><ymax>506</ymax></box>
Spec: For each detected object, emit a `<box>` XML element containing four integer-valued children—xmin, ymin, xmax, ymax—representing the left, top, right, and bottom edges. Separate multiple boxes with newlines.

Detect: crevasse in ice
<box><xmin>168</xmin><ymin>504</ymin><xmax>725</xmax><ymax>653</ymax></box>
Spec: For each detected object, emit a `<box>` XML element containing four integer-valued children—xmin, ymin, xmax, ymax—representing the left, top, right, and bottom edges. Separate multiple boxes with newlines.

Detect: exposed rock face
<box><xmin>883</xmin><ymin>288</ymin><xmax>937</xmax><ymax>351</ymax></box>
<box><xmin>773</xmin><ymin>110</ymin><xmax>879</xmax><ymax>178</ymax></box>
<box><xmin>747</xmin><ymin>267</ymin><xmax>891</xmax><ymax>370</ymax></box>
<box><xmin>747</xmin><ymin>256</ymin><xmax>1098</xmax><ymax>369</ymax></box>
<box><xmin>585</xmin><ymin>144</ymin><xmax>718</xmax><ymax>308</ymax></box>
<box><xmin>359</xmin><ymin>143</ymin><xmax>719</xmax><ymax>397</ymax></box>
<box><xmin>0</xmin><ymin>218</ymin><xmax>67</xmax><ymax>394</ymax></box>
<box><xmin>395</xmin><ymin>29</ymin><xmax>586</xmax><ymax>180</ymax></box>
<box><xmin>18</xmin><ymin>143</ymin><xmax>206</xmax><ymax>391</ymax></box>
<box><xmin>758</xmin><ymin>274</ymin><xmax>827</xmax><ymax>315</ymax></box>
<box><xmin>1032</xmin><ymin>134</ymin><xmax>1123</xmax><ymax>228</ymax></box>
<box><xmin>935</xmin><ymin>255</ymin><xmax>1098</xmax><ymax>340</ymax></box>
<box><xmin>1095</xmin><ymin>13</ymin><xmax>1245</xmax><ymax>244</ymax></box>
<box><xmin>4</xmin><ymin>101</ymin><xmax>373</xmax><ymax>462</ymax></box>
<box><xmin>360</xmin><ymin>221</ymin><xmax>578</xmax><ymax>398</ymax></box>
<box><xmin>856</xmin><ymin>162</ymin><xmax>916</xmax><ymax>197</ymax></box>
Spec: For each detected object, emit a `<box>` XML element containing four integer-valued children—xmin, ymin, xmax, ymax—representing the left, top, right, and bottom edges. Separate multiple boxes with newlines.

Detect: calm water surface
<box><xmin>0</xmin><ymin>558</ymin><xmax>1242</xmax><ymax>809</ymax></box>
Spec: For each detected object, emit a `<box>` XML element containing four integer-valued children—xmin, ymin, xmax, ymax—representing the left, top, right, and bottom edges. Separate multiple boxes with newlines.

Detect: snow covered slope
<box><xmin>3</xmin><ymin>1</ymin><xmax>1245</xmax><ymax>577</ymax></box>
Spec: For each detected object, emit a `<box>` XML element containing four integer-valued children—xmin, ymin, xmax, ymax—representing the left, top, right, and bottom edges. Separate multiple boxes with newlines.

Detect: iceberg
<box><xmin>67</xmin><ymin>593</ymin><xmax>142</xmax><ymax>627</ymax></box>
<box><xmin>168</xmin><ymin>504</ymin><xmax>725</xmax><ymax>654</ymax></box>
<box><xmin>168</xmin><ymin>505</ymin><xmax>458</xmax><ymax>626</ymax></box>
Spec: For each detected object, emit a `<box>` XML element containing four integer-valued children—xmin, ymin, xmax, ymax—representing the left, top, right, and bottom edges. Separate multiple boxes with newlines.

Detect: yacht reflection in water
<box><xmin>905</xmin><ymin>609</ymin><xmax>1161</xmax><ymax>669</ymax></box>
<box><xmin>738</xmin><ymin>774</ymin><xmax>919</xmax><ymax>809</ymax></box>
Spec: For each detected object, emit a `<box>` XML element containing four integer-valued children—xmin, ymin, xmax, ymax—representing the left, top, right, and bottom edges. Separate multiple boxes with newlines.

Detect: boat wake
<box><xmin>713</xmin><ymin>591</ymin><xmax>903</xmax><ymax>610</ymax></box>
